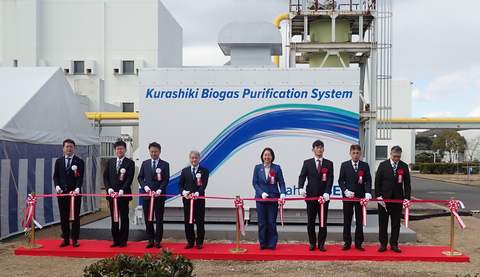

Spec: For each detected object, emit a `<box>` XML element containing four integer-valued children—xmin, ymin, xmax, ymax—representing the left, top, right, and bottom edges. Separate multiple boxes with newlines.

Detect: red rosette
<box><xmin>397</xmin><ymin>169</ymin><xmax>404</xmax><ymax>183</ymax></box>
<box><xmin>321</xmin><ymin>168</ymin><xmax>328</xmax><ymax>181</ymax></box>
<box><xmin>358</xmin><ymin>170</ymin><xmax>364</xmax><ymax>184</ymax></box>
<box><xmin>269</xmin><ymin>170</ymin><xmax>275</xmax><ymax>184</ymax></box>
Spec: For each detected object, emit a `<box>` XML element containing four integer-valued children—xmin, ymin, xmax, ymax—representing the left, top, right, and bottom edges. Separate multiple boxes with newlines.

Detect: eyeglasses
<box><xmin>391</xmin><ymin>155</ymin><xmax>401</xmax><ymax>158</ymax></box>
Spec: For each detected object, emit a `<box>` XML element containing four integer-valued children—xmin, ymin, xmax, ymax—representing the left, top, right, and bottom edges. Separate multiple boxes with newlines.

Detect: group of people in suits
<box><xmin>252</xmin><ymin>140</ymin><xmax>411</xmax><ymax>253</ymax></box>
<box><xmin>54</xmin><ymin>138</ymin><xmax>410</xmax><ymax>254</ymax></box>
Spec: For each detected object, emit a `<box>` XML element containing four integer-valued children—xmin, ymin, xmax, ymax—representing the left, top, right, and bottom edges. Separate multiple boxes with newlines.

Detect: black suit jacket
<box><xmin>338</xmin><ymin>160</ymin><xmax>372</xmax><ymax>199</ymax></box>
<box><xmin>298</xmin><ymin>157</ymin><xmax>334</xmax><ymax>200</ymax></box>
<box><xmin>138</xmin><ymin>158</ymin><xmax>170</xmax><ymax>200</ymax></box>
<box><xmin>375</xmin><ymin>159</ymin><xmax>411</xmax><ymax>200</ymax></box>
<box><xmin>178</xmin><ymin>165</ymin><xmax>209</xmax><ymax>197</ymax></box>
<box><xmin>53</xmin><ymin>155</ymin><xmax>85</xmax><ymax>193</ymax></box>
<box><xmin>103</xmin><ymin>157</ymin><xmax>135</xmax><ymax>201</ymax></box>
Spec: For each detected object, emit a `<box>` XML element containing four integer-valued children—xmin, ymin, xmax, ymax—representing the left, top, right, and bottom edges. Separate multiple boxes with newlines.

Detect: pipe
<box><xmin>273</xmin><ymin>13</ymin><xmax>290</xmax><ymax>67</ymax></box>
<box><xmin>85</xmin><ymin>112</ymin><xmax>139</xmax><ymax>121</ymax></box>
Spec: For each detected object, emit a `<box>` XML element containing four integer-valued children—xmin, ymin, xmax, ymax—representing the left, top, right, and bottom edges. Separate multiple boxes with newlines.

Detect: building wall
<box><xmin>0</xmin><ymin>0</ymin><xmax>182</xmax><ymax>111</ymax></box>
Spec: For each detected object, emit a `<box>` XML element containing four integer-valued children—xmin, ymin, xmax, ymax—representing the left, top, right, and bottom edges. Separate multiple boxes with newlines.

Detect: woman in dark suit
<box><xmin>252</xmin><ymin>147</ymin><xmax>286</xmax><ymax>250</ymax></box>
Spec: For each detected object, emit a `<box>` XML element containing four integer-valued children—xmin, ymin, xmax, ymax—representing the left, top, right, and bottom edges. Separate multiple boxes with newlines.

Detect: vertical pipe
<box><xmin>368</xmin><ymin>9</ymin><xmax>377</xmax><ymax>181</ymax></box>
<box><xmin>450</xmin><ymin>197</ymin><xmax>455</xmax><ymax>255</ymax></box>
<box><xmin>359</xmin><ymin>15</ymin><xmax>364</xmax><ymax>42</ymax></box>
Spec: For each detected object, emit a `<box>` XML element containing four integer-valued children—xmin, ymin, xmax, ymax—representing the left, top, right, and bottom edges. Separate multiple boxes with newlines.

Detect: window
<box><xmin>74</xmin><ymin>61</ymin><xmax>85</xmax><ymax>75</ymax></box>
<box><xmin>13</xmin><ymin>60</ymin><xmax>18</xmax><ymax>67</ymax></box>
<box><xmin>122</xmin><ymin>103</ymin><xmax>134</xmax><ymax>112</ymax></box>
<box><xmin>122</xmin><ymin>61</ymin><xmax>134</xmax><ymax>75</ymax></box>
<box><xmin>376</xmin><ymin>146</ymin><xmax>388</xmax><ymax>160</ymax></box>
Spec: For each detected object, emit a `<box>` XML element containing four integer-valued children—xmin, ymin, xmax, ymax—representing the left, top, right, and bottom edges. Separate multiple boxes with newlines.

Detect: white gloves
<box><xmin>323</xmin><ymin>193</ymin><xmax>330</xmax><ymax>201</ymax></box>
<box><xmin>156</xmin><ymin>189</ymin><xmax>162</xmax><ymax>196</ymax></box>
<box><xmin>377</xmin><ymin>196</ymin><xmax>385</xmax><ymax>206</ymax></box>
<box><xmin>56</xmin><ymin>186</ymin><xmax>63</xmax><ymax>194</ymax></box>
<box><xmin>144</xmin><ymin>186</ymin><xmax>151</xmax><ymax>193</ymax></box>
<box><xmin>195</xmin><ymin>192</ymin><xmax>199</xmax><ymax>197</ymax></box>
<box><xmin>299</xmin><ymin>188</ymin><xmax>306</xmax><ymax>197</ymax></box>
<box><xmin>74</xmin><ymin>188</ymin><xmax>80</xmax><ymax>194</ymax></box>
<box><xmin>280</xmin><ymin>193</ymin><xmax>286</xmax><ymax>200</ymax></box>
<box><xmin>108</xmin><ymin>188</ymin><xmax>114</xmax><ymax>195</ymax></box>
<box><xmin>119</xmin><ymin>190</ymin><xmax>124</xmax><ymax>196</ymax></box>
<box><xmin>365</xmin><ymin>193</ymin><xmax>372</xmax><ymax>200</ymax></box>
<box><xmin>182</xmin><ymin>190</ymin><xmax>190</xmax><ymax>198</ymax></box>
<box><xmin>344</xmin><ymin>189</ymin><xmax>354</xmax><ymax>198</ymax></box>
<box><xmin>261</xmin><ymin>192</ymin><xmax>269</xmax><ymax>199</ymax></box>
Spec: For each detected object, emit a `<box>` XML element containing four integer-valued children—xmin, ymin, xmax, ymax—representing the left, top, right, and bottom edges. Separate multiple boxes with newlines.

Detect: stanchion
<box><xmin>229</xmin><ymin>195</ymin><xmax>247</xmax><ymax>253</ymax></box>
<box><xmin>442</xmin><ymin>197</ymin><xmax>462</xmax><ymax>256</ymax></box>
<box><xmin>25</xmin><ymin>192</ymin><xmax>42</xmax><ymax>249</ymax></box>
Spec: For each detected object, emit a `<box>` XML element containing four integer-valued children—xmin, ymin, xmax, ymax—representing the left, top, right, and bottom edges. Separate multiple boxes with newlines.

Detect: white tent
<box><xmin>0</xmin><ymin>67</ymin><xmax>101</xmax><ymax>239</ymax></box>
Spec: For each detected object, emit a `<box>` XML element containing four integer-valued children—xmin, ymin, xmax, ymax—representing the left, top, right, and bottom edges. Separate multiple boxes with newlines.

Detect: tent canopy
<box><xmin>0</xmin><ymin>67</ymin><xmax>99</xmax><ymax>145</ymax></box>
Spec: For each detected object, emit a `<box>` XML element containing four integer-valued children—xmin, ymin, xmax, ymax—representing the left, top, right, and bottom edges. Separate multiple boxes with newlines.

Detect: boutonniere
<box><xmin>397</xmin><ymin>169</ymin><xmax>404</xmax><ymax>183</ymax></box>
<box><xmin>119</xmin><ymin>168</ymin><xmax>126</xmax><ymax>181</ymax></box>
<box><xmin>269</xmin><ymin>170</ymin><xmax>275</xmax><ymax>184</ymax></box>
<box><xmin>358</xmin><ymin>170</ymin><xmax>364</xmax><ymax>184</ymax></box>
<box><xmin>321</xmin><ymin>168</ymin><xmax>328</xmax><ymax>181</ymax></box>
<box><xmin>156</xmin><ymin>168</ymin><xmax>162</xmax><ymax>181</ymax></box>
<box><xmin>196</xmin><ymin>172</ymin><xmax>202</xmax><ymax>186</ymax></box>
<box><xmin>71</xmin><ymin>165</ymin><xmax>80</xmax><ymax>177</ymax></box>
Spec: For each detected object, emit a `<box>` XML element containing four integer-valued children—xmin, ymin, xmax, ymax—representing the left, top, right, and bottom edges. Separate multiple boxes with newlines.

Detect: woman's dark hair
<box><xmin>260</xmin><ymin>147</ymin><xmax>275</xmax><ymax>163</ymax></box>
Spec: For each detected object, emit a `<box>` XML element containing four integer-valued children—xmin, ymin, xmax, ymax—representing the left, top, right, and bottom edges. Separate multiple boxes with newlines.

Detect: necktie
<box><xmin>317</xmin><ymin>159</ymin><xmax>321</xmax><ymax>173</ymax></box>
<box><xmin>66</xmin><ymin>157</ymin><xmax>71</xmax><ymax>171</ymax></box>
<box><xmin>192</xmin><ymin>167</ymin><xmax>196</xmax><ymax>180</ymax></box>
<box><xmin>116</xmin><ymin>159</ymin><xmax>121</xmax><ymax>173</ymax></box>
<box><xmin>393</xmin><ymin>163</ymin><xmax>397</xmax><ymax>177</ymax></box>
<box><xmin>152</xmin><ymin>160</ymin><xmax>156</xmax><ymax>174</ymax></box>
<box><xmin>354</xmin><ymin>163</ymin><xmax>358</xmax><ymax>172</ymax></box>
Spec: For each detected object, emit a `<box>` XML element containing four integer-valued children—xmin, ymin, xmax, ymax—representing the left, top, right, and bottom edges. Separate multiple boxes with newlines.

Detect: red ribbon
<box><xmin>445</xmin><ymin>200</ymin><xmax>466</xmax><ymax>229</ymax></box>
<box><xmin>111</xmin><ymin>192</ymin><xmax>119</xmax><ymax>222</ymax></box>
<box><xmin>278</xmin><ymin>198</ymin><xmax>285</xmax><ymax>227</ymax></box>
<box><xmin>188</xmin><ymin>193</ymin><xmax>198</xmax><ymax>224</ymax></box>
<box><xmin>69</xmin><ymin>191</ymin><xmax>78</xmax><ymax>221</ymax></box>
<box><xmin>403</xmin><ymin>199</ymin><xmax>411</xmax><ymax>228</ymax></box>
<box><xmin>118</xmin><ymin>169</ymin><xmax>125</xmax><ymax>181</ymax></box>
<box><xmin>318</xmin><ymin>196</ymin><xmax>326</xmax><ymax>227</ymax></box>
<box><xmin>322</xmin><ymin>168</ymin><xmax>328</xmax><ymax>181</ymax></box>
<box><xmin>148</xmin><ymin>191</ymin><xmax>156</xmax><ymax>222</ymax></box>
<box><xmin>156</xmin><ymin>169</ymin><xmax>162</xmax><ymax>181</ymax></box>
<box><xmin>22</xmin><ymin>195</ymin><xmax>37</xmax><ymax>228</ymax></box>
<box><xmin>397</xmin><ymin>169</ymin><xmax>404</xmax><ymax>183</ymax></box>
<box><xmin>234</xmin><ymin>198</ymin><xmax>246</xmax><ymax>235</ymax></box>
<box><xmin>360</xmin><ymin>198</ymin><xmax>369</xmax><ymax>226</ymax></box>
<box><xmin>73</xmin><ymin>168</ymin><xmax>80</xmax><ymax>178</ymax></box>
<box><xmin>358</xmin><ymin>171</ymin><xmax>364</xmax><ymax>184</ymax></box>
<box><xmin>270</xmin><ymin>170</ymin><xmax>275</xmax><ymax>184</ymax></box>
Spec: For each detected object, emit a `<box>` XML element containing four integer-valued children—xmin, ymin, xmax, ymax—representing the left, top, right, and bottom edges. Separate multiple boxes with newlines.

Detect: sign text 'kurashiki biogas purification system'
<box><xmin>138</xmin><ymin>68</ymin><xmax>359</xmax><ymax>210</ymax></box>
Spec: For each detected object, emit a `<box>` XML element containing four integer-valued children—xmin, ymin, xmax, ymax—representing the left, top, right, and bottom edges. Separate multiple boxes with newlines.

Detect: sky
<box><xmin>160</xmin><ymin>0</ymin><xmax>480</xmax><ymax>119</ymax></box>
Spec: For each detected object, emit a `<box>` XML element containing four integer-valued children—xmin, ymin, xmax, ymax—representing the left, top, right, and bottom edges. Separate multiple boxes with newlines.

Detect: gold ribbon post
<box><xmin>442</xmin><ymin>197</ymin><xmax>462</xmax><ymax>256</ymax></box>
<box><xmin>25</xmin><ymin>192</ymin><xmax>42</xmax><ymax>249</ymax></box>
<box><xmin>229</xmin><ymin>195</ymin><xmax>247</xmax><ymax>253</ymax></box>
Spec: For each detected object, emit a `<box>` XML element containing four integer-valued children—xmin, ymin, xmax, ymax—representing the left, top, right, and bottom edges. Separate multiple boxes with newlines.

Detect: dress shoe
<box><xmin>259</xmin><ymin>246</ymin><xmax>267</xmax><ymax>250</ymax></box>
<box><xmin>391</xmin><ymin>245</ymin><xmax>402</xmax><ymax>253</ymax></box>
<box><xmin>268</xmin><ymin>247</ymin><xmax>275</xmax><ymax>250</ymax></box>
<box><xmin>196</xmin><ymin>244</ymin><xmax>203</xmax><ymax>249</ymax></box>
<box><xmin>72</xmin><ymin>240</ymin><xmax>79</xmax><ymax>247</ymax></box>
<box><xmin>119</xmin><ymin>242</ymin><xmax>127</xmax><ymax>248</ymax></box>
<box><xmin>318</xmin><ymin>245</ymin><xmax>326</xmax><ymax>252</ymax></box>
<box><xmin>155</xmin><ymin>242</ymin><xmax>162</xmax><ymax>249</ymax></box>
<box><xmin>184</xmin><ymin>243</ymin><xmax>194</xmax><ymax>249</ymax></box>
<box><xmin>342</xmin><ymin>244</ymin><xmax>351</xmax><ymax>251</ymax></box>
<box><xmin>378</xmin><ymin>245</ymin><xmax>387</xmax><ymax>252</ymax></box>
<box><xmin>355</xmin><ymin>245</ymin><xmax>365</xmax><ymax>251</ymax></box>
<box><xmin>110</xmin><ymin>242</ymin><xmax>120</xmax><ymax>247</ymax></box>
<box><xmin>309</xmin><ymin>245</ymin><xmax>316</xmax><ymax>251</ymax></box>
<box><xmin>59</xmin><ymin>240</ymin><xmax>70</xmax><ymax>247</ymax></box>
<box><xmin>146</xmin><ymin>241</ymin><xmax>155</xmax><ymax>248</ymax></box>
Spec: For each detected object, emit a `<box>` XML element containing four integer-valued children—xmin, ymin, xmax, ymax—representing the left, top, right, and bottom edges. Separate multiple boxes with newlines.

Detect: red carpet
<box><xmin>15</xmin><ymin>239</ymin><xmax>469</xmax><ymax>262</ymax></box>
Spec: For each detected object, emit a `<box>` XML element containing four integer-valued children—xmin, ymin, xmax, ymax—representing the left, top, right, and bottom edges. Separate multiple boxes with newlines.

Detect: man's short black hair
<box><xmin>350</xmin><ymin>144</ymin><xmax>361</xmax><ymax>152</ymax></box>
<box><xmin>63</xmin><ymin>139</ymin><xmax>75</xmax><ymax>147</ymax></box>
<box><xmin>260</xmin><ymin>147</ymin><xmax>275</xmax><ymax>163</ymax></box>
<box><xmin>312</xmin><ymin>139</ymin><xmax>324</xmax><ymax>148</ymax></box>
<box><xmin>149</xmin><ymin>142</ymin><xmax>161</xmax><ymax>150</ymax></box>
<box><xmin>114</xmin><ymin>140</ymin><xmax>127</xmax><ymax>149</ymax></box>
<box><xmin>391</xmin><ymin>145</ymin><xmax>402</xmax><ymax>153</ymax></box>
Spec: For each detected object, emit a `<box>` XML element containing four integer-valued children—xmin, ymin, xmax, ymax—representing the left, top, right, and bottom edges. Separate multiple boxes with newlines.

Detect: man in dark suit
<box><xmin>53</xmin><ymin>139</ymin><xmax>84</xmax><ymax>247</ymax></box>
<box><xmin>375</xmin><ymin>145</ymin><xmax>411</xmax><ymax>253</ymax></box>
<box><xmin>298</xmin><ymin>139</ymin><xmax>334</xmax><ymax>252</ymax></box>
<box><xmin>138</xmin><ymin>142</ymin><xmax>170</xmax><ymax>249</ymax></box>
<box><xmin>338</xmin><ymin>144</ymin><xmax>372</xmax><ymax>251</ymax></box>
<box><xmin>103</xmin><ymin>140</ymin><xmax>135</xmax><ymax>248</ymax></box>
<box><xmin>178</xmin><ymin>150</ymin><xmax>209</xmax><ymax>249</ymax></box>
